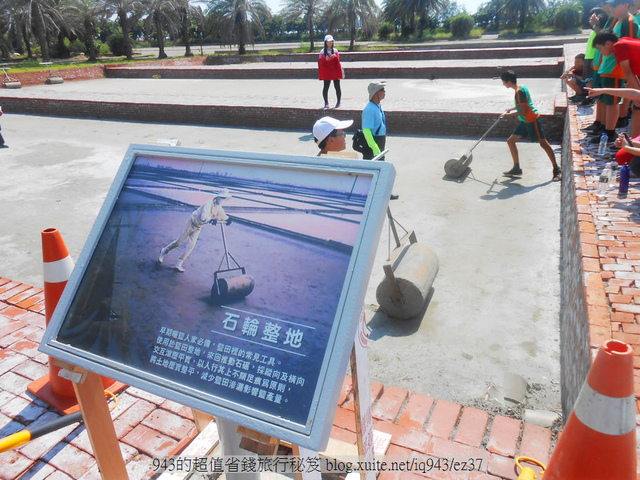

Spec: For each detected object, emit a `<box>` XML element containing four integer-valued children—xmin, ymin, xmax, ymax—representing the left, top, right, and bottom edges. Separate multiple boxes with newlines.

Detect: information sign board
<box><xmin>41</xmin><ymin>145</ymin><xmax>394</xmax><ymax>450</ymax></box>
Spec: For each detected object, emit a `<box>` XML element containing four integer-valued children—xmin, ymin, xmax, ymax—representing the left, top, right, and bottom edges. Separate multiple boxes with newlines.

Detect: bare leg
<box><xmin>507</xmin><ymin>134</ymin><xmax>521</xmax><ymax>165</ymax></box>
<box><xmin>539</xmin><ymin>138</ymin><xmax>558</xmax><ymax>167</ymax></box>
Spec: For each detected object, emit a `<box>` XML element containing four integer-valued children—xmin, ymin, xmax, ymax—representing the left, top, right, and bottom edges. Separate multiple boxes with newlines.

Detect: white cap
<box><xmin>324</xmin><ymin>34</ymin><xmax>334</xmax><ymax>42</ymax></box>
<box><xmin>313</xmin><ymin>116</ymin><xmax>353</xmax><ymax>143</ymax></box>
<box><xmin>214</xmin><ymin>188</ymin><xmax>232</xmax><ymax>199</ymax></box>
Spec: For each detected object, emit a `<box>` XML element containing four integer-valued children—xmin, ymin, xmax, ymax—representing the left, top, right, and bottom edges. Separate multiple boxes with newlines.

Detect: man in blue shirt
<box><xmin>362</xmin><ymin>81</ymin><xmax>398</xmax><ymax>199</ymax></box>
<box><xmin>362</xmin><ymin>81</ymin><xmax>387</xmax><ymax>159</ymax></box>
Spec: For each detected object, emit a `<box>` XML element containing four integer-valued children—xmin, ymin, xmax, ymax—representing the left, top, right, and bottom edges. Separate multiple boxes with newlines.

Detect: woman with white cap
<box><xmin>313</xmin><ymin>116</ymin><xmax>355</xmax><ymax>156</ymax></box>
<box><xmin>318</xmin><ymin>34</ymin><xmax>344</xmax><ymax>109</ymax></box>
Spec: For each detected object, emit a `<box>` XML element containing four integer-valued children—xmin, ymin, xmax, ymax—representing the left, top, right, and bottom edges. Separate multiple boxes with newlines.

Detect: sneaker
<box><xmin>589</xmin><ymin>135</ymin><xmax>614</xmax><ymax>145</ymax></box>
<box><xmin>503</xmin><ymin>166</ymin><xmax>523</xmax><ymax>176</ymax></box>
<box><xmin>390</xmin><ymin>194</ymin><xmax>399</xmax><ymax>200</ymax></box>
<box><xmin>175</xmin><ymin>261</ymin><xmax>185</xmax><ymax>272</ymax></box>
<box><xmin>324</xmin><ymin>103</ymin><xmax>330</xmax><ymax>109</ymax></box>
<box><xmin>616</xmin><ymin>117</ymin><xmax>629</xmax><ymax>129</ymax></box>
<box><xmin>552</xmin><ymin>165</ymin><xmax>562</xmax><ymax>181</ymax></box>
<box><xmin>0</xmin><ymin>144</ymin><xmax>8</xmax><ymax>148</ymax></box>
<box><xmin>158</xmin><ymin>247</ymin><xmax>167</xmax><ymax>263</ymax></box>
<box><xmin>335</xmin><ymin>101</ymin><xmax>341</xmax><ymax>108</ymax></box>
<box><xmin>582</xmin><ymin>121</ymin><xmax>603</xmax><ymax>132</ymax></box>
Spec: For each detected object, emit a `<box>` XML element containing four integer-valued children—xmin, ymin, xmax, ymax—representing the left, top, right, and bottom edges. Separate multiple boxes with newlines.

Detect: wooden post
<box><xmin>72</xmin><ymin>369</ymin><xmax>128</xmax><ymax>480</ymax></box>
<box><xmin>350</xmin><ymin>310</ymin><xmax>375</xmax><ymax>480</ymax></box>
<box><xmin>217</xmin><ymin>418</ymin><xmax>260</xmax><ymax>480</ymax></box>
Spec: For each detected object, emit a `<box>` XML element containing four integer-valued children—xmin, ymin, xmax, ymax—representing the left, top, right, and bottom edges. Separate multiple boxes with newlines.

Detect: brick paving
<box><xmin>568</xmin><ymin>103</ymin><xmax>640</xmax><ymax>412</ymax></box>
<box><xmin>0</xmin><ymin>276</ymin><xmax>555</xmax><ymax>479</ymax></box>
<box><xmin>1</xmin><ymin>40</ymin><xmax>640</xmax><ymax>479</ymax></box>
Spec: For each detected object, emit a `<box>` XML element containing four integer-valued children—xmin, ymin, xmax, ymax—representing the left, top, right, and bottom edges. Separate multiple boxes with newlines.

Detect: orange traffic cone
<box><xmin>41</xmin><ymin>228</ymin><xmax>77</xmax><ymax>398</ymax></box>
<box><xmin>545</xmin><ymin>339</ymin><xmax>637</xmax><ymax>479</ymax></box>
<box><xmin>28</xmin><ymin>228</ymin><xmax>124</xmax><ymax>412</ymax></box>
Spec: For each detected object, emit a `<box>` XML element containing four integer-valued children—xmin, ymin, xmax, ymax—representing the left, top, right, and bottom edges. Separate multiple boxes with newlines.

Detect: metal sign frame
<box><xmin>41</xmin><ymin>144</ymin><xmax>394</xmax><ymax>450</ymax></box>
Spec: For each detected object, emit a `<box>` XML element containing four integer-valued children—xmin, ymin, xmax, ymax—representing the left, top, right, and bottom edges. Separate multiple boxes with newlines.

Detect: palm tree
<box><xmin>61</xmin><ymin>0</ymin><xmax>109</xmax><ymax>61</ymax></box>
<box><xmin>175</xmin><ymin>0</ymin><xmax>204</xmax><ymax>56</ymax></box>
<box><xmin>9</xmin><ymin>0</ymin><xmax>64</xmax><ymax>61</ymax></box>
<box><xmin>207</xmin><ymin>0</ymin><xmax>271</xmax><ymax>55</ymax></box>
<box><xmin>107</xmin><ymin>0</ymin><xmax>146</xmax><ymax>59</ymax></box>
<box><xmin>147</xmin><ymin>0</ymin><xmax>178</xmax><ymax>58</ymax></box>
<box><xmin>281</xmin><ymin>0</ymin><xmax>325</xmax><ymax>51</ymax></box>
<box><xmin>383</xmin><ymin>0</ymin><xmax>444</xmax><ymax>36</ymax></box>
<box><xmin>325</xmin><ymin>0</ymin><xmax>379</xmax><ymax>51</ymax></box>
<box><xmin>503</xmin><ymin>0</ymin><xmax>544</xmax><ymax>32</ymax></box>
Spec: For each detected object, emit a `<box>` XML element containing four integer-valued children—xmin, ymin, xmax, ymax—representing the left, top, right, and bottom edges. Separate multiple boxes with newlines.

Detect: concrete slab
<box><xmin>0</xmin><ymin>77</ymin><xmax>560</xmax><ymax>114</ymax></box>
<box><xmin>0</xmin><ymin>111</ymin><xmax>560</xmax><ymax>412</ymax></box>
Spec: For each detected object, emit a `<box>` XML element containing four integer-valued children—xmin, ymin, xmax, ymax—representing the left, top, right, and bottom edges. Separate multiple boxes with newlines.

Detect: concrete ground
<box><xmin>0</xmin><ymin>77</ymin><xmax>560</xmax><ymax>114</ymax></box>
<box><xmin>0</xmin><ymin>95</ymin><xmax>561</xmax><ymax>413</ymax></box>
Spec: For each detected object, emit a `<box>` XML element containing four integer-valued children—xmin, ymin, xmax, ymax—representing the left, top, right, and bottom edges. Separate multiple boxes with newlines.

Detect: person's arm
<box><xmin>622</xmin><ymin>144</ymin><xmax>640</xmax><ymax>156</ymax></box>
<box><xmin>588</xmin><ymin>87</ymin><xmax>640</xmax><ymax>100</ymax></box>
<box><xmin>619</xmin><ymin>60</ymin><xmax>640</xmax><ymax>89</ymax></box>
<box><xmin>363</xmin><ymin>128</ymin><xmax>381</xmax><ymax>156</ymax></box>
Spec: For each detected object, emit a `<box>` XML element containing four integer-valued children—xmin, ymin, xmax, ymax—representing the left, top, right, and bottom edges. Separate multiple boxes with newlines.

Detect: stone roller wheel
<box><xmin>444</xmin><ymin>153</ymin><xmax>472</xmax><ymax>178</ymax></box>
<box><xmin>210</xmin><ymin>274</ymin><xmax>255</xmax><ymax>305</ymax></box>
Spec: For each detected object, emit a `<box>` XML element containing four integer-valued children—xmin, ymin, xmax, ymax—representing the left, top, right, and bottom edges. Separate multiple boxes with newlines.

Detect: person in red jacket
<box><xmin>318</xmin><ymin>34</ymin><xmax>344</xmax><ymax>109</ymax></box>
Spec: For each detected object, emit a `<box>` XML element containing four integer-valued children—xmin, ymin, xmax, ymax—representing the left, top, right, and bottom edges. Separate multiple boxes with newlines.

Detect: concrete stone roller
<box><xmin>376</xmin><ymin>242</ymin><xmax>439</xmax><ymax>320</ymax></box>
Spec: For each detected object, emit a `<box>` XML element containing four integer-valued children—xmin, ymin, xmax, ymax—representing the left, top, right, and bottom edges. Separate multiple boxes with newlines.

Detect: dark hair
<box><xmin>315</xmin><ymin>129</ymin><xmax>340</xmax><ymax>150</ymax></box>
<box><xmin>575</xmin><ymin>53</ymin><xmax>586</xmax><ymax>61</ymax></box>
<box><xmin>323</xmin><ymin>40</ymin><xmax>335</xmax><ymax>56</ymax></box>
<box><xmin>593</xmin><ymin>29</ymin><xmax>619</xmax><ymax>46</ymax></box>
<box><xmin>500</xmin><ymin>70</ymin><xmax>517</xmax><ymax>84</ymax></box>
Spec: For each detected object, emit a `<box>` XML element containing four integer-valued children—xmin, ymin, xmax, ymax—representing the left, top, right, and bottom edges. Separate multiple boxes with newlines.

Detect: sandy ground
<box><xmin>0</xmin><ymin>110</ymin><xmax>561</xmax><ymax>414</ymax></box>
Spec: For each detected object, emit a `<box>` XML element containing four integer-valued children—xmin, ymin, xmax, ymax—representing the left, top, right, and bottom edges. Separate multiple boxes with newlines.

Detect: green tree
<box><xmin>475</xmin><ymin>0</ymin><xmax>506</xmax><ymax>31</ymax></box>
<box><xmin>207</xmin><ymin>0</ymin><xmax>271</xmax><ymax>54</ymax></box>
<box><xmin>176</xmin><ymin>0</ymin><xmax>204</xmax><ymax>56</ymax></box>
<box><xmin>553</xmin><ymin>3</ymin><xmax>581</xmax><ymax>30</ymax></box>
<box><xmin>281</xmin><ymin>0</ymin><xmax>325</xmax><ymax>51</ymax></box>
<box><xmin>503</xmin><ymin>0</ymin><xmax>545</xmax><ymax>31</ymax></box>
<box><xmin>107</xmin><ymin>0</ymin><xmax>146</xmax><ymax>59</ymax></box>
<box><xmin>147</xmin><ymin>0</ymin><xmax>179</xmax><ymax>58</ymax></box>
<box><xmin>60</xmin><ymin>0</ymin><xmax>109</xmax><ymax>61</ymax></box>
<box><xmin>325</xmin><ymin>0</ymin><xmax>379</xmax><ymax>51</ymax></box>
<box><xmin>384</xmin><ymin>0</ymin><xmax>444</xmax><ymax>36</ymax></box>
<box><xmin>449</xmin><ymin>12</ymin><xmax>474</xmax><ymax>36</ymax></box>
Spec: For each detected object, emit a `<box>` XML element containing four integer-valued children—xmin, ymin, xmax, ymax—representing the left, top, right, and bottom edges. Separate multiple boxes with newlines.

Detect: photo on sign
<box><xmin>52</xmin><ymin>153</ymin><xmax>374</xmax><ymax>427</ymax></box>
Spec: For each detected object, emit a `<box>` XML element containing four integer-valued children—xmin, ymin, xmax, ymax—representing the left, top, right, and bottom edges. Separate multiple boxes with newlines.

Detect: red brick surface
<box><xmin>372</xmin><ymin>385</ymin><xmax>409</xmax><ymax>423</ymax></box>
<box><xmin>425</xmin><ymin>400</ymin><xmax>462</xmax><ymax>439</ymax></box>
<box><xmin>4</xmin><ymin>47</ymin><xmax>638</xmax><ymax>478</ymax></box>
<box><xmin>454</xmin><ymin>407</ymin><xmax>490</xmax><ymax>448</ymax></box>
<box><xmin>397</xmin><ymin>392</ymin><xmax>435</xmax><ymax>430</ymax></box>
<box><xmin>486</xmin><ymin>416</ymin><xmax>521</xmax><ymax>457</ymax></box>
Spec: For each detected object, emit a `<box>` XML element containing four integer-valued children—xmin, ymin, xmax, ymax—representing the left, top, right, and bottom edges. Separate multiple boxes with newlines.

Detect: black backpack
<box><xmin>352</xmin><ymin>130</ymin><xmax>369</xmax><ymax>153</ymax></box>
<box><xmin>352</xmin><ymin>125</ymin><xmax>382</xmax><ymax>158</ymax></box>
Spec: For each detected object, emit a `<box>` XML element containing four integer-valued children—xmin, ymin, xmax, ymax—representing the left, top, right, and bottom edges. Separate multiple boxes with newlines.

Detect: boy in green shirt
<box><xmin>500</xmin><ymin>71</ymin><xmax>561</xmax><ymax>181</ymax></box>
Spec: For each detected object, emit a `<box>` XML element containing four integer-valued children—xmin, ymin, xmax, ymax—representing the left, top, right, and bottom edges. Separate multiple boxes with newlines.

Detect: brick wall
<box><xmin>203</xmin><ymin>46</ymin><xmax>565</xmax><ymax>65</ymax></box>
<box><xmin>4</xmin><ymin>66</ymin><xmax>105</xmax><ymax>87</ymax></box>
<box><xmin>2</xmin><ymin>57</ymin><xmax>205</xmax><ymax>88</ymax></box>
<box><xmin>0</xmin><ymin>96</ymin><xmax>565</xmax><ymax>140</ymax></box>
<box><xmin>105</xmin><ymin>63</ymin><xmax>563</xmax><ymax>80</ymax></box>
<box><xmin>559</xmin><ymin>112</ymin><xmax>591</xmax><ymax>419</ymax></box>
